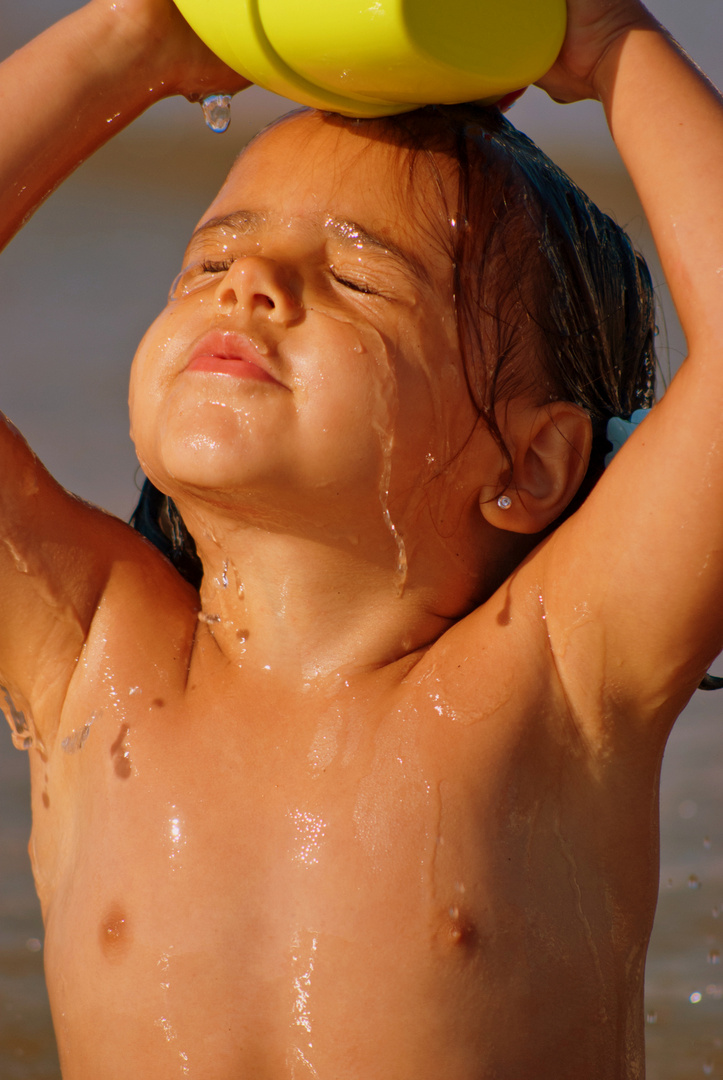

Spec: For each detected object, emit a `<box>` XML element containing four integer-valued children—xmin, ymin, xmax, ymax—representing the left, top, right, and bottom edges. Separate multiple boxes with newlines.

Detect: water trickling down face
<box><xmin>129</xmin><ymin>111</ymin><xmax>494</xmax><ymax>590</ymax></box>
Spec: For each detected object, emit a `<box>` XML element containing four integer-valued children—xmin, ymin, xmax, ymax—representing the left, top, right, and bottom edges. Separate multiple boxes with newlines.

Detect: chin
<box><xmin>138</xmin><ymin>398</ymin><xmax>288</xmax><ymax>494</ymax></box>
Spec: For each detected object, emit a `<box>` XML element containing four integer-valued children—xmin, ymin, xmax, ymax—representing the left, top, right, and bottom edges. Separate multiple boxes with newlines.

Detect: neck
<box><xmin>177</xmin><ymin>501</ymin><xmax>479</xmax><ymax>687</ymax></box>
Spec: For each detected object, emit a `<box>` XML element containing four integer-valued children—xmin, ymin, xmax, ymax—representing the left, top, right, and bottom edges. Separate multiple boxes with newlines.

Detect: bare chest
<box><xmin>30</xmin><ymin>656</ymin><xmax>655</xmax><ymax>1079</ymax></box>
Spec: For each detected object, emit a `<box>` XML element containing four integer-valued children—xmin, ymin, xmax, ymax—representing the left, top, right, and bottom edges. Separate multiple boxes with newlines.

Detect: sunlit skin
<box><xmin>19</xmin><ymin>113</ymin><xmax>649</xmax><ymax>1080</ymax></box>
<box><xmin>129</xmin><ymin>113</ymin><xmax>536</xmax><ymax>674</ymax></box>
<box><xmin>3</xmin><ymin>0</ymin><xmax>723</xmax><ymax>1076</ymax></box>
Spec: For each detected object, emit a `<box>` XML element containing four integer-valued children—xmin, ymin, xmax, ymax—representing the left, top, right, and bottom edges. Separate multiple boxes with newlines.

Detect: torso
<box><xmin>27</xmin><ymin>552</ymin><xmax>661</xmax><ymax>1080</ymax></box>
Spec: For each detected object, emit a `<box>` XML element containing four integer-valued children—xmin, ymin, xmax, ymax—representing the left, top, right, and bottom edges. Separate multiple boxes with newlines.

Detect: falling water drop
<box><xmin>201</xmin><ymin>94</ymin><xmax>232</xmax><ymax>134</ymax></box>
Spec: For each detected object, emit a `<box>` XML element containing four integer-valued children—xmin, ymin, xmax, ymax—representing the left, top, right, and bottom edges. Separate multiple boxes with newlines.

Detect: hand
<box><xmin>89</xmin><ymin>0</ymin><xmax>250</xmax><ymax>101</ymax></box>
<box><xmin>535</xmin><ymin>0</ymin><xmax>658</xmax><ymax>103</ymax></box>
<box><xmin>0</xmin><ymin>0</ymin><xmax>250</xmax><ymax>250</ymax></box>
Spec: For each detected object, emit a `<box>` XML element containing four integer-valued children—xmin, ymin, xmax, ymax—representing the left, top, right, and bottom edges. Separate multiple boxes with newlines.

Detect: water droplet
<box><xmin>198</xmin><ymin>611</ymin><xmax>221</xmax><ymax>625</ymax></box>
<box><xmin>690</xmin><ymin>991</ymin><xmax>703</xmax><ymax>1003</ymax></box>
<box><xmin>645</xmin><ymin>1011</ymin><xmax>658</xmax><ymax>1025</ymax></box>
<box><xmin>377</xmin><ymin>479</ymin><xmax>406</xmax><ymax>590</ymax></box>
<box><xmin>689</xmin><ymin>874</ymin><xmax>702</xmax><ymax>890</ymax></box>
<box><xmin>201</xmin><ymin>93</ymin><xmax>232</xmax><ymax>134</ymax></box>
<box><xmin>704</xmin><ymin>1063</ymin><xmax>715</xmax><ymax>1076</ymax></box>
<box><xmin>713</xmin><ymin>906</ymin><xmax>721</xmax><ymax>918</ymax></box>
<box><xmin>709</xmin><ymin>949</ymin><xmax>720</xmax><ymax>964</ymax></box>
<box><xmin>110</xmin><ymin>723</ymin><xmax>132</xmax><ymax>779</ymax></box>
<box><xmin>1</xmin><ymin>685</ymin><xmax>39</xmax><ymax>752</ymax></box>
<box><xmin>704</xmin><ymin>836</ymin><xmax>712</xmax><ymax>849</ymax></box>
<box><xmin>155</xmin><ymin>1015</ymin><xmax>178</xmax><ymax>1043</ymax></box>
<box><xmin>679</xmin><ymin>799</ymin><xmax>698</xmax><ymax>819</ymax></box>
<box><xmin>25</xmin><ymin>938</ymin><xmax>41</xmax><ymax>953</ymax></box>
<box><xmin>61</xmin><ymin>715</ymin><xmax>95</xmax><ymax>754</ymax></box>
<box><xmin>706</xmin><ymin>984</ymin><xmax>723</xmax><ymax>998</ymax></box>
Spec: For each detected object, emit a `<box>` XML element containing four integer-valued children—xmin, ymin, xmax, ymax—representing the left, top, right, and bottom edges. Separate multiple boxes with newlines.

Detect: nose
<box><xmin>214</xmin><ymin>256</ymin><xmax>302</xmax><ymax>324</ymax></box>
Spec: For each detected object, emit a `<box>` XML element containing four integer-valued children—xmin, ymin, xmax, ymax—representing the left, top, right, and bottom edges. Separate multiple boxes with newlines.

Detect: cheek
<box><xmin>395</xmin><ymin>328</ymin><xmax>474</xmax><ymax>470</ymax></box>
<box><xmin>429</xmin><ymin>357</ymin><xmax>477</xmax><ymax>464</ymax></box>
<box><xmin>128</xmin><ymin>350</ymin><xmax>150</xmax><ymax>455</ymax></box>
<box><xmin>288</xmin><ymin>364</ymin><xmax>384</xmax><ymax>490</ymax></box>
<box><xmin>288</xmin><ymin>313</ymin><xmax>397</xmax><ymax>467</ymax></box>
<box><xmin>128</xmin><ymin>314</ymin><xmax>180</xmax><ymax>466</ymax></box>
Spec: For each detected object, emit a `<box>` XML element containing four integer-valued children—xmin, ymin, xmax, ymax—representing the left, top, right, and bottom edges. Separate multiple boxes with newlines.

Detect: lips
<box><xmin>185</xmin><ymin>330</ymin><xmax>283</xmax><ymax>385</ymax></box>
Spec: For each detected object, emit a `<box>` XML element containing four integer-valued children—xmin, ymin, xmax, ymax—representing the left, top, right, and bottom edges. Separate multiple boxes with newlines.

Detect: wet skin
<box><xmin>6</xmin><ymin>113</ymin><xmax>662</xmax><ymax>1078</ymax></box>
<box><xmin>28</xmin><ymin>553</ymin><xmax>660</xmax><ymax>1080</ymax></box>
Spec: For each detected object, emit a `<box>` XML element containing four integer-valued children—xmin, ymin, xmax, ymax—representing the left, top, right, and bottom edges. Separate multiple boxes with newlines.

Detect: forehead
<box><xmin>200</xmin><ymin>111</ymin><xmax>455</xmax><ymax>252</ymax></box>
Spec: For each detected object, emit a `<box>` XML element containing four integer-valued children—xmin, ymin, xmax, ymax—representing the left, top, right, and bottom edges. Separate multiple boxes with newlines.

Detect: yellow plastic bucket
<box><xmin>174</xmin><ymin>0</ymin><xmax>566</xmax><ymax>117</ymax></box>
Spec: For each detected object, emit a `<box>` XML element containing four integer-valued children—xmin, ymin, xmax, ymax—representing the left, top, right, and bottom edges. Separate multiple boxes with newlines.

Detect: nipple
<box><xmin>99</xmin><ymin>906</ymin><xmax>131</xmax><ymax>959</ymax></box>
<box><xmin>200</xmin><ymin>94</ymin><xmax>232</xmax><ymax>134</ymax></box>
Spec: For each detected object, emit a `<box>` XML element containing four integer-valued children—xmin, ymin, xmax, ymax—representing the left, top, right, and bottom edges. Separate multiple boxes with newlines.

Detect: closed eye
<box><xmin>330</xmin><ymin>268</ymin><xmax>377</xmax><ymax>295</ymax></box>
<box><xmin>201</xmin><ymin>259</ymin><xmax>233</xmax><ymax>274</ymax></box>
<box><xmin>169</xmin><ymin>258</ymin><xmax>233</xmax><ymax>299</ymax></box>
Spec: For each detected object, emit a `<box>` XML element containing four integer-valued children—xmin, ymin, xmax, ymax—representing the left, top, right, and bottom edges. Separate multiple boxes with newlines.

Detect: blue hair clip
<box><xmin>605</xmin><ymin>408</ymin><xmax>651</xmax><ymax>466</ymax></box>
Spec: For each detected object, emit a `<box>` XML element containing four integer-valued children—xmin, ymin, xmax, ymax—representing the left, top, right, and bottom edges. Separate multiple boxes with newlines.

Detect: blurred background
<box><xmin>0</xmin><ymin>2</ymin><xmax>722</xmax><ymax>1076</ymax></box>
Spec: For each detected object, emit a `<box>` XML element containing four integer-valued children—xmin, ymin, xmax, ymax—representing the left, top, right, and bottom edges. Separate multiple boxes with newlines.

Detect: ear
<box><xmin>479</xmin><ymin>402</ymin><xmax>592</xmax><ymax>534</ymax></box>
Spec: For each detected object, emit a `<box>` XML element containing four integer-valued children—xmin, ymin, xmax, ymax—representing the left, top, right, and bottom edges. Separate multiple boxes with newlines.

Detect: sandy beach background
<box><xmin>1</xmin><ymin>1</ymin><xmax>723</xmax><ymax>1076</ymax></box>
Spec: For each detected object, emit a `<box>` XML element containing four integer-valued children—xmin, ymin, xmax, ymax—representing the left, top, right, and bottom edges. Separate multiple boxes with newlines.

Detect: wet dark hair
<box><xmin>130</xmin><ymin>478</ymin><xmax>203</xmax><ymax>589</ymax></box>
<box><xmin>130</xmin><ymin>103</ymin><xmax>656</xmax><ymax>590</ymax></box>
<box><xmin>341</xmin><ymin>104</ymin><xmax>656</xmax><ymax>514</ymax></box>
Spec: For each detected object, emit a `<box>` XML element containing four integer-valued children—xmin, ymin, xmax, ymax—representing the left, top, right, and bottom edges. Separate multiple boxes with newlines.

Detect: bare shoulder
<box><xmin>409</xmin><ymin>536</ymin><xmax>673</xmax><ymax>764</ymax></box>
<box><xmin>0</xmin><ymin>414</ymin><xmax>198</xmax><ymax>748</ymax></box>
<box><xmin>406</xmin><ymin>554</ymin><xmax>565</xmax><ymax>731</ymax></box>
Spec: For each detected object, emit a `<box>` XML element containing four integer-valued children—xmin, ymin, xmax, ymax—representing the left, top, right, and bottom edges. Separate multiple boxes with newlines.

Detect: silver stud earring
<box><xmin>497</xmin><ymin>495</ymin><xmax>512</xmax><ymax>510</ymax></box>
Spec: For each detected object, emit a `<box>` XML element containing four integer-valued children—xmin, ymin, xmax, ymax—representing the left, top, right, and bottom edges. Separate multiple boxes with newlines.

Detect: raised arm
<box><xmin>0</xmin><ymin>0</ymin><xmax>248</xmax><ymax>250</ymax></box>
<box><xmin>528</xmin><ymin>1</ymin><xmax>723</xmax><ymax>727</ymax></box>
<box><xmin>538</xmin><ymin>0</ymin><xmax>723</xmax><ymax>352</ymax></box>
<box><xmin>0</xmin><ymin>1</ymin><xmax>246</xmax><ymax>743</ymax></box>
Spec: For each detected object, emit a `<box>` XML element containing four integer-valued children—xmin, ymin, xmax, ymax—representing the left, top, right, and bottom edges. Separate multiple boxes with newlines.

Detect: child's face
<box><xmin>129</xmin><ymin>112</ymin><xmax>491</xmax><ymax>537</ymax></box>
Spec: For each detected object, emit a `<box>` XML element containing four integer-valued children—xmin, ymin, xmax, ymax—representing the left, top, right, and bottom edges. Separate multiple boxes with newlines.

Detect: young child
<box><xmin>1</xmin><ymin>0</ymin><xmax>722</xmax><ymax>1076</ymax></box>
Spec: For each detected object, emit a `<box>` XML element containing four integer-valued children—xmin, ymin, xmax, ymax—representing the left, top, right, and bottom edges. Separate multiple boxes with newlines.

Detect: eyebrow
<box><xmin>188</xmin><ymin>210</ymin><xmax>265</xmax><ymax>248</ymax></box>
<box><xmin>324</xmin><ymin>216</ymin><xmax>432</xmax><ymax>288</ymax></box>
<box><xmin>188</xmin><ymin>210</ymin><xmax>432</xmax><ymax>287</ymax></box>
